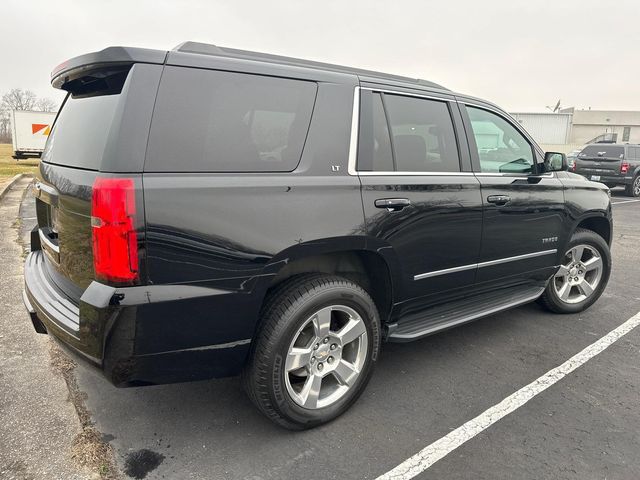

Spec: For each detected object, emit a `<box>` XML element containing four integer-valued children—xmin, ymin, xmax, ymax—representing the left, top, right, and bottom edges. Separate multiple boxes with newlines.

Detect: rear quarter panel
<box><xmin>141</xmin><ymin>78</ymin><xmax>367</xmax><ymax>352</ymax></box>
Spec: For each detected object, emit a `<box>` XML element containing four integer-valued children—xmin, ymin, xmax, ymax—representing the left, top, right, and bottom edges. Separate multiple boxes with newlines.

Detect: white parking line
<box><xmin>612</xmin><ymin>199</ymin><xmax>640</xmax><ymax>205</ymax></box>
<box><xmin>376</xmin><ymin>311</ymin><xmax>640</xmax><ymax>480</ymax></box>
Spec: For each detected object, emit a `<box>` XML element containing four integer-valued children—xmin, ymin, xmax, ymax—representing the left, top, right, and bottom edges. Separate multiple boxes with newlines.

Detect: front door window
<box><xmin>467</xmin><ymin>107</ymin><xmax>534</xmax><ymax>175</ymax></box>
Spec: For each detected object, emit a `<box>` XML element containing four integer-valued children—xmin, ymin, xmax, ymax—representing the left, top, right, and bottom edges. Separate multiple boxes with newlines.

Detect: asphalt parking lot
<box><xmin>3</xmin><ymin>182</ymin><xmax>640</xmax><ymax>480</ymax></box>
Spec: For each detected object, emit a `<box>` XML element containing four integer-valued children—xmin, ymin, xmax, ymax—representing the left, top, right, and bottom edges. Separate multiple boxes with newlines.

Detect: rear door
<box><xmin>459</xmin><ymin>101</ymin><xmax>567</xmax><ymax>288</ymax></box>
<box><xmin>357</xmin><ymin>87</ymin><xmax>483</xmax><ymax>309</ymax></box>
<box><xmin>575</xmin><ymin>145</ymin><xmax>625</xmax><ymax>181</ymax></box>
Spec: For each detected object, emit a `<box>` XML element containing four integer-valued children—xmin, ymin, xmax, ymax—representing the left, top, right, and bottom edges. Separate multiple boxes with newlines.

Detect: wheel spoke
<box><xmin>557</xmin><ymin>280</ymin><xmax>572</xmax><ymax>301</ymax></box>
<box><xmin>577</xmin><ymin>280</ymin><xmax>594</xmax><ymax>297</ymax></box>
<box><xmin>332</xmin><ymin>360</ymin><xmax>358</xmax><ymax>387</ymax></box>
<box><xmin>555</xmin><ymin>264</ymin><xmax>570</xmax><ymax>278</ymax></box>
<box><xmin>285</xmin><ymin>304</ymin><xmax>369</xmax><ymax>410</ymax></box>
<box><xmin>312</xmin><ymin>308</ymin><xmax>332</xmax><ymax>338</ymax></box>
<box><xmin>571</xmin><ymin>245</ymin><xmax>585</xmax><ymax>262</ymax></box>
<box><xmin>336</xmin><ymin>318</ymin><xmax>367</xmax><ymax>346</ymax></box>
<box><xmin>583</xmin><ymin>256</ymin><xmax>602</xmax><ymax>272</ymax></box>
<box><xmin>299</xmin><ymin>373</ymin><xmax>322</xmax><ymax>408</ymax></box>
<box><xmin>286</xmin><ymin>347</ymin><xmax>313</xmax><ymax>372</ymax></box>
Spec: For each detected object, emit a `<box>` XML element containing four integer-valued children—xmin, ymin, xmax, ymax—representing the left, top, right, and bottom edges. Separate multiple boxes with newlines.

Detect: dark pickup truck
<box><xmin>23</xmin><ymin>42</ymin><xmax>612</xmax><ymax>429</ymax></box>
<box><xmin>574</xmin><ymin>143</ymin><xmax>640</xmax><ymax>197</ymax></box>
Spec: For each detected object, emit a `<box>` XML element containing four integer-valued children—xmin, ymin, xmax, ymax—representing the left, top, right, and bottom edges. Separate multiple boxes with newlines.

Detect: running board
<box><xmin>388</xmin><ymin>285</ymin><xmax>545</xmax><ymax>342</ymax></box>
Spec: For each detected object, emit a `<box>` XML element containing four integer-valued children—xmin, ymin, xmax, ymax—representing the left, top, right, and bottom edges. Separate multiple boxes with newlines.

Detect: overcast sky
<box><xmin>3</xmin><ymin>0</ymin><xmax>639</xmax><ymax>112</ymax></box>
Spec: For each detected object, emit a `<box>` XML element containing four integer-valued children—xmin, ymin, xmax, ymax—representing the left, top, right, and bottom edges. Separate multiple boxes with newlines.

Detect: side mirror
<box><xmin>544</xmin><ymin>152</ymin><xmax>567</xmax><ymax>172</ymax></box>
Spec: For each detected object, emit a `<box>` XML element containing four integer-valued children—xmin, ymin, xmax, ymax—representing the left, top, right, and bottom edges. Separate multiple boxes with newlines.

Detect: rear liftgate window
<box><xmin>42</xmin><ymin>69</ymin><xmax>130</xmax><ymax>171</ymax></box>
<box><xmin>146</xmin><ymin>67</ymin><xmax>318</xmax><ymax>172</ymax></box>
<box><xmin>579</xmin><ymin>145</ymin><xmax>625</xmax><ymax>159</ymax></box>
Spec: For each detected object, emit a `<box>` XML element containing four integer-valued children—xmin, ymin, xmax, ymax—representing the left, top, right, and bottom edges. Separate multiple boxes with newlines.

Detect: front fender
<box><xmin>558</xmin><ymin>173</ymin><xmax>612</xmax><ymax>257</ymax></box>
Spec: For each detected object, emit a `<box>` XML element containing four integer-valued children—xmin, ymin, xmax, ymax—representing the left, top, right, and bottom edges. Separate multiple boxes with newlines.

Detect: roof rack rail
<box><xmin>172</xmin><ymin>41</ymin><xmax>448</xmax><ymax>91</ymax></box>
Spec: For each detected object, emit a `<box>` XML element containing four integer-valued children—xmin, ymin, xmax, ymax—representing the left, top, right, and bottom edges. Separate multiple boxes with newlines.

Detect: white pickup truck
<box><xmin>10</xmin><ymin>110</ymin><xmax>57</xmax><ymax>159</ymax></box>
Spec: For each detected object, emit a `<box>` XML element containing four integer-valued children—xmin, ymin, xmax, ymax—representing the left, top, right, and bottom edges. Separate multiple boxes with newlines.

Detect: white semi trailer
<box><xmin>10</xmin><ymin>110</ymin><xmax>57</xmax><ymax>159</ymax></box>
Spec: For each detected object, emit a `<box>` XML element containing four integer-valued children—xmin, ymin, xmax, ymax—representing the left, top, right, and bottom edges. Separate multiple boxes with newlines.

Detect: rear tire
<box><xmin>538</xmin><ymin>228</ymin><xmax>611</xmax><ymax>314</ymax></box>
<box><xmin>624</xmin><ymin>175</ymin><xmax>640</xmax><ymax>197</ymax></box>
<box><xmin>243</xmin><ymin>274</ymin><xmax>381</xmax><ymax>430</ymax></box>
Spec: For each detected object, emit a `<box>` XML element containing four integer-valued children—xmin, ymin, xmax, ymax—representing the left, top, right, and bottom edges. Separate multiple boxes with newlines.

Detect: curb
<box><xmin>0</xmin><ymin>173</ymin><xmax>30</xmax><ymax>202</ymax></box>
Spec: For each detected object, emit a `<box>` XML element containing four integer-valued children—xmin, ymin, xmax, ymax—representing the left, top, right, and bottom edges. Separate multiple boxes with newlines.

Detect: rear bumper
<box><xmin>576</xmin><ymin>172</ymin><xmax>632</xmax><ymax>186</ymax></box>
<box><xmin>23</xmin><ymin>250</ymin><xmax>254</xmax><ymax>386</ymax></box>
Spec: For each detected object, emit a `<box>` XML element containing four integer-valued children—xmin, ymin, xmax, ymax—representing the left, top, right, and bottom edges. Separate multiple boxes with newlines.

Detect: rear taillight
<box><xmin>621</xmin><ymin>161</ymin><xmax>630</xmax><ymax>174</ymax></box>
<box><xmin>91</xmin><ymin>177</ymin><xmax>139</xmax><ymax>284</ymax></box>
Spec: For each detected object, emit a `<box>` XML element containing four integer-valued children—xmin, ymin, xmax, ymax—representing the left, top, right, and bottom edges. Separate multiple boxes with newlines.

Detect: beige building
<box><xmin>562</xmin><ymin>108</ymin><xmax>640</xmax><ymax>145</ymax></box>
<box><xmin>509</xmin><ymin>109</ymin><xmax>640</xmax><ymax>153</ymax></box>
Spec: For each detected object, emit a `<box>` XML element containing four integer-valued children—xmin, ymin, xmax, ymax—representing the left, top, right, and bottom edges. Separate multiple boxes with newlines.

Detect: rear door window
<box><xmin>383</xmin><ymin>94</ymin><xmax>460</xmax><ymax>172</ymax></box>
<box><xmin>146</xmin><ymin>67</ymin><xmax>317</xmax><ymax>172</ymax></box>
<box><xmin>357</xmin><ymin>92</ymin><xmax>394</xmax><ymax>172</ymax></box>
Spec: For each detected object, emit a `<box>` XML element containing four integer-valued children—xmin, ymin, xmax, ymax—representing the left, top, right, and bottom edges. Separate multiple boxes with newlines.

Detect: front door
<box><xmin>459</xmin><ymin>102</ymin><xmax>567</xmax><ymax>288</ymax></box>
<box><xmin>357</xmin><ymin>88</ymin><xmax>483</xmax><ymax>308</ymax></box>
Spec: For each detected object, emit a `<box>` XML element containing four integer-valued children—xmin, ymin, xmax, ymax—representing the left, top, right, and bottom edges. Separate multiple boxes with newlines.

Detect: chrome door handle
<box><xmin>487</xmin><ymin>195</ymin><xmax>511</xmax><ymax>205</ymax></box>
<box><xmin>375</xmin><ymin>198</ymin><xmax>411</xmax><ymax>212</ymax></box>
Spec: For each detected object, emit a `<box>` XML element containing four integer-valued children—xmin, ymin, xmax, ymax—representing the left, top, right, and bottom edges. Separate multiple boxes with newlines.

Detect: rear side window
<box><xmin>357</xmin><ymin>92</ymin><xmax>460</xmax><ymax>173</ymax></box>
<box><xmin>146</xmin><ymin>67</ymin><xmax>317</xmax><ymax>172</ymax></box>
<box><xmin>579</xmin><ymin>145</ymin><xmax>625</xmax><ymax>159</ymax></box>
<box><xmin>357</xmin><ymin>92</ymin><xmax>394</xmax><ymax>171</ymax></box>
<box><xmin>42</xmin><ymin>92</ymin><xmax>122</xmax><ymax>170</ymax></box>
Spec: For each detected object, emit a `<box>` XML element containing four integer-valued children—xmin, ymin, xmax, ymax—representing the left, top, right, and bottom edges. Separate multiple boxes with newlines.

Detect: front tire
<box><xmin>243</xmin><ymin>274</ymin><xmax>381</xmax><ymax>430</ymax></box>
<box><xmin>539</xmin><ymin>228</ymin><xmax>611</xmax><ymax>314</ymax></box>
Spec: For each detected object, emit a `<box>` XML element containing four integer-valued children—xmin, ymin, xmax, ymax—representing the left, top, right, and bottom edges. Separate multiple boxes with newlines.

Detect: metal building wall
<box><xmin>510</xmin><ymin>112</ymin><xmax>572</xmax><ymax>145</ymax></box>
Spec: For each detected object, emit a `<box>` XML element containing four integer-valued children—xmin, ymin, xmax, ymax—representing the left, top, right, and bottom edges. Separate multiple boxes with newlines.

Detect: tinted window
<box><xmin>357</xmin><ymin>92</ymin><xmax>394</xmax><ymax>171</ymax></box>
<box><xmin>578</xmin><ymin>145</ymin><xmax>625</xmax><ymax>159</ymax></box>
<box><xmin>371</xmin><ymin>94</ymin><xmax>394</xmax><ymax>171</ymax></box>
<box><xmin>467</xmin><ymin>107</ymin><xmax>534</xmax><ymax>174</ymax></box>
<box><xmin>42</xmin><ymin>93</ymin><xmax>121</xmax><ymax>170</ymax></box>
<box><xmin>383</xmin><ymin>94</ymin><xmax>460</xmax><ymax>172</ymax></box>
<box><xmin>147</xmin><ymin>67</ymin><xmax>317</xmax><ymax>172</ymax></box>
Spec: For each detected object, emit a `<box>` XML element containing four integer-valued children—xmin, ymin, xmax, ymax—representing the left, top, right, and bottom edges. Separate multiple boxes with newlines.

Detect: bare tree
<box><xmin>1</xmin><ymin>88</ymin><xmax>37</xmax><ymax>112</ymax></box>
<box><xmin>0</xmin><ymin>114</ymin><xmax>10</xmax><ymax>144</ymax></box>
<box><xmin>35</xmin><ymin>97</ymin><xmax>59</xmax><ymax>112</ymax></box>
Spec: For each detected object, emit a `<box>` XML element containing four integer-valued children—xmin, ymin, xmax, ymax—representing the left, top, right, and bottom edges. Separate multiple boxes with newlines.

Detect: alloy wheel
<box><xmin>552</xmin><ymin>244</ymin><xmax>603</xmax><ymax>304</ymax></box>
<box><xmin>284</xmin><ymin>305</ymin><xmax>368</xmax><ymax>409</ymax></box>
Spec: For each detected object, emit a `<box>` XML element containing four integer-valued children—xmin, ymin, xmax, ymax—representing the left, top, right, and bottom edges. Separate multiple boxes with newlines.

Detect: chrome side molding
<box><xmin>414</xmin><ymin>249</ymin><xmax>557</xmax><ymax>281</ymax></box>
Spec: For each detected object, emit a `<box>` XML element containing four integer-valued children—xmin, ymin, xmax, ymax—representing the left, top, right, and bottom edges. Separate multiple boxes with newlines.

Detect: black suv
<box><xmin>574</xmin><ymin>143</ymin><xmax>640</xmax><ymax>196</ymax></box>
<box><xmin>23</xmin><ymin>42</ymin><xmax>612</xmax><ymax>429</ymax></box>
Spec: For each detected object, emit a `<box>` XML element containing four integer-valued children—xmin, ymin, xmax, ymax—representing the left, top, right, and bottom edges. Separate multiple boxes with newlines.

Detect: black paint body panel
<box><xmin>23</xmin><ymin>44</ymin><xmax>613</xmax><ymax>387</ymax></box>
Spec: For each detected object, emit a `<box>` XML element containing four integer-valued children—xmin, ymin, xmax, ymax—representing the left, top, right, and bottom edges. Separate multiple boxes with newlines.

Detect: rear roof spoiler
<box><xmin>51</xmin><ymin>46</ymin><xmax>167</xmax><ymax>90</ymax></box>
